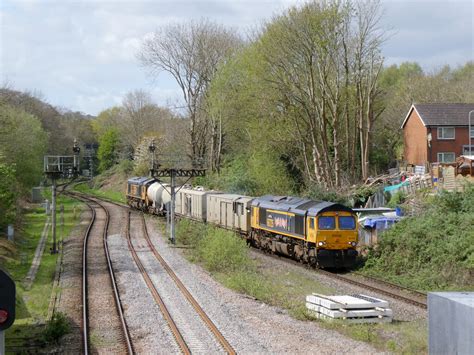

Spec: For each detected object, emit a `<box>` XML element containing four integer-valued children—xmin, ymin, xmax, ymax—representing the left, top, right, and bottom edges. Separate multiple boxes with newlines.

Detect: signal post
<box><xmin>148</xmin><ymin>140</ymin><xmax>205</xmax><ymax>244</ymax></box>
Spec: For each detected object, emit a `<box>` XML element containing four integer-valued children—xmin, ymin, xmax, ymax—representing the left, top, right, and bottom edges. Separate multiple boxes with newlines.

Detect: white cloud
<box><xmin>1</xmin><ymin>0</ymin><xmax>472</xmax><ymax>115</ymax></box>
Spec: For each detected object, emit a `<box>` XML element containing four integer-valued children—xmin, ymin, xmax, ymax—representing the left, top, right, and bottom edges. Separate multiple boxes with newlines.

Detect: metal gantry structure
<box><xmin>43</xmin><ymin>140</ymin><xmax>81</xmax><ymax>253</ymax></box>
<box><xmin>148</xmin><ymin>140</ymin><xmax>205</xmax><ymax>244</ymax></box>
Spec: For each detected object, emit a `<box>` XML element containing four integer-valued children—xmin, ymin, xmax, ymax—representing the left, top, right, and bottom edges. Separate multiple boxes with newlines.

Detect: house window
<box><xmin>437</xmin><ymin>152</ymin><xmax>455</xmax><ymax>163</ymax></box>
<box><xmin>463</xmin><ymin>145</ymin><xmax>474</xmax><ymax>155</ymax></box>
<box><xmin>437</xmin><ymin>127</ymin><xmax>455</xmax><ymax>140</ymax></box>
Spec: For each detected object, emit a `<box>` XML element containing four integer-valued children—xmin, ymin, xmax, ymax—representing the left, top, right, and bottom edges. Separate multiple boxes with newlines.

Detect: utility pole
<box><xmin>148</xmin><ymin>140</ymin><xmax>205</xmax><ymax>244</ymax></box>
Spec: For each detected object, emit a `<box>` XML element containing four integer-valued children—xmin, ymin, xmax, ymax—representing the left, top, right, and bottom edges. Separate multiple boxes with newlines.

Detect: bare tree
<box><xmin>352</xmin><ymin>0</ymin><xmax>385</xmax><ymax>181</ymax></box>
<box><xmin>257</xmin><ymin>0</ymin><xmax>385</xmax><ymax>187</ymax></box>
<box><xmin>139</xmin><ymin>19</ymin><xmax>242</xmax><ymax>168</ymax></box>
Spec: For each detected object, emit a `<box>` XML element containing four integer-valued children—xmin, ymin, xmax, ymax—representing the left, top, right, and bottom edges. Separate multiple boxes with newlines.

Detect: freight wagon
<box><xmin>126</xmin><ymin>178</ymin><xmax>358</xmax><ymax>268</ymax></box>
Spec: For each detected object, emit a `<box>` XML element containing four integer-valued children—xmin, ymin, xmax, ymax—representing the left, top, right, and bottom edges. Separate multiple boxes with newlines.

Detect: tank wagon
<box><xmin>127</xmin><ymin>177</ymin><xmax>170</xmax><ymax>215</ymax></box>
<box><xmin>126</xmin><ymin>178</ymin><xmax>358</xmax><ymax>268</ymax></box>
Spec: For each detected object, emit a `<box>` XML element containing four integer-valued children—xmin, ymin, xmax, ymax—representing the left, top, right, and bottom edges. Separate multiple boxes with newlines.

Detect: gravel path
<box><xmin>145</xmin><ymin>216</ymin><xmax>377</xmax><ymax>354</ymax></box>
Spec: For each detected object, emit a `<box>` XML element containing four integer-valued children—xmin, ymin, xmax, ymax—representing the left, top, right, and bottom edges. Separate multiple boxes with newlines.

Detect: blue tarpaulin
<box><xmin>363</xmin><ymin>216</ymin><xmax>401</xmax><ymax>229</ymax></box>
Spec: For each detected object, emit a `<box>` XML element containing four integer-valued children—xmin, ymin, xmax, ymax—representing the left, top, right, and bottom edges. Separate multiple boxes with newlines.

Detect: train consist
<box><xmin>127</xmin><ymin>177</ymin><xmax>358</xmax><ymax>268</ymax></box>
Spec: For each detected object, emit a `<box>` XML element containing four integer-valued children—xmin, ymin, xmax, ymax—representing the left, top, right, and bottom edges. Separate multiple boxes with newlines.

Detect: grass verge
<box><xmin>74</xmin><ymin>181</ymin><xmax>126</xmax><ymax>204</ymax></box>
<box><xmin>2</xmin><ymin>195</ymin><xmax>81</xmax><ymax>351</ymax></box>
<box><xmin>173</xmin><ymin>218</ymin><xmax>428</xmax><ymax>353</ymax></box>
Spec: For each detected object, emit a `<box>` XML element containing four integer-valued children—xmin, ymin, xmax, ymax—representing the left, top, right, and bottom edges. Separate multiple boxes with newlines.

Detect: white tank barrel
<box><xmin>147</xmin><ymin>182</ymin><xmax>171</xmax><ymax>209</ymax></box>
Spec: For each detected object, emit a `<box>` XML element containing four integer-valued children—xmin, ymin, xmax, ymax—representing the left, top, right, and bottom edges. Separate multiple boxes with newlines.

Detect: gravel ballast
<box><xmin>144</xmin><ymin>216</ymin><xmax>377</xmax><ymax>353</ymax></box>
<box><xmin>106</xmin><ymin>203</ymin><xmax>181</xmax><ymax>354</ymax></box>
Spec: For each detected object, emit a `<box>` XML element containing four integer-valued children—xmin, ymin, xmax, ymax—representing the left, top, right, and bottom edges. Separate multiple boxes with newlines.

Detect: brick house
<box><xmin>401</xmin><ymin>103</ymin><xmax>474</xmax><ymax>166</ymax></box>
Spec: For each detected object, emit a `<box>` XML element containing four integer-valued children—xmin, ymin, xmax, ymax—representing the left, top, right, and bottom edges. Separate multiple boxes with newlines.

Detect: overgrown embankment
<box><xmin>3</xmin><ymin>196</ymin><xmax>79</xmax><ymax>349</ymax></box>
<box><xmin>362</xmin><ymin>184</ymin><xmax>474</xmax><ymax>291</ymax></box>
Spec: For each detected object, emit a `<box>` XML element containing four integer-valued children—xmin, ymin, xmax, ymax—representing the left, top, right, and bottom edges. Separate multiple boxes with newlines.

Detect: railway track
<box><xmin>316</xmin><ymin>269</ymin><xmax>427</xmax><ymax>309</ymax></box>
<box><xmin>75</xmin><ymin>194</ymin><xmax>134</xmax><ymax>354</ymax></box>
<box><xmin>140</xmin><ymin>213</ymin><xmax>236</xmax><ymax>354</ymax></box>
<box><xmin>73</xmin><ymin>192</ymin><xmax>234</xmax><ymax>353</ymax></box>
<box><xmin>252</xmin><ymin>247</ymin><xmax>427</xmax><ymax>309</ymax></box>
<box><xmin>125</xmin><ymin>210</ymin><xmax>236</xmax><ymax>354</ymax></box>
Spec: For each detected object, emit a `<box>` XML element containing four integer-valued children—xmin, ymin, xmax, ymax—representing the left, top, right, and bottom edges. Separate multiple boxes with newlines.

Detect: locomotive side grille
<box><xmin>259</xmin><ymin>208</ymin><xmax>266</xmax><ymax>225</ymax></box>
<box><xmin>295</xmin><ymin>216</ymin><xmax>305</xmax><ymax>235</ymax></box>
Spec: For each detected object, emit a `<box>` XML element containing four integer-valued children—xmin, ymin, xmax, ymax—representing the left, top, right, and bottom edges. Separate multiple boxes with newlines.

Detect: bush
<box><xmin>41</xmin><ymin>312</ymin><xmax>70</xmax><ymax>344</ymax></box>
<box><xmin>195</xmin><ymin>227</ymin><xmax>252</xmax><ymax>273</ymax></box>
<box><xmin>175</xmin><ymin>219</ymin><xmax>207</xmax><ymax>248</ymax></box>
<box><xmin>176</xmin><ymin>220</ymin><xmax>255</xmax><ymax>273</ymax></box>
<box><xmin>363</xmin><ymin>184</ymin><xmax>474</xmax><ymax>290</ymax></box>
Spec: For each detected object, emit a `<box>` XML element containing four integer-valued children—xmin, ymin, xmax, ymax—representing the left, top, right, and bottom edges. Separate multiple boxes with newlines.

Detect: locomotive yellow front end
<box><xmin>307</xmin><ymin>205</ymin><xmax>358</xmax><ymax>268</ymax></box>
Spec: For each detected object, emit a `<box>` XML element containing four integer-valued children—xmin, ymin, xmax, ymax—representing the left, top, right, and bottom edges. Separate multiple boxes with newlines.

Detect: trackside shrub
<box><xmin>175</xmin><ymin>219</ymin><xmax>207</xmax><ymax>248</ymax></box>
<box><xmin>195</xmin><ymin>227</ymin><xmax>252</xmax><ymax>273</ymax></box>
<box><xmin>41</xmin><ymin>312</ymin><xmax>70</xmax><ymax>344</ymax></box>
<box><xmin>362</xmin><ymin>184</ymin><xmax>474</xmax><ymax>290</ymax></box>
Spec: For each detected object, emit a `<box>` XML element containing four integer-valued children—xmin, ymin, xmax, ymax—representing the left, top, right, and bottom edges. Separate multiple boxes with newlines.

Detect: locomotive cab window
<box><xmin>318</xmin><ymin>216</ymin><xmax>335</xmax><ymax>230</ymax></box>
<box><xmin>339</xmin><ymin>216</ymin><xmax>356</xmax><ymax>230</ymax></box>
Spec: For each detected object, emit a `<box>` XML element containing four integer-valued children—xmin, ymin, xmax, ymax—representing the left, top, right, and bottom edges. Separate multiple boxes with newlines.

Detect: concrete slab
<box><xmin>307</xmin><ymin>294</ymin><xmax>389</xmax><ymax>309</ymax></box>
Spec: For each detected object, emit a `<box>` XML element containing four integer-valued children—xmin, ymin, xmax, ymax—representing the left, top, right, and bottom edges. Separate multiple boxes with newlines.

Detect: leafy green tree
<box><xmin>0</xmin><ymin>103</ymin><xmax>47</xmax><ymax>189</ymax></box>
<box><xmin>97</xmin><ymin>129</ymin><xmax>119</xmax><ymax>172</ymax></box>
<box><xmin>0</xmin><ymin>160</ymin><xmax>17</xmax><ymax>231</ymax></box>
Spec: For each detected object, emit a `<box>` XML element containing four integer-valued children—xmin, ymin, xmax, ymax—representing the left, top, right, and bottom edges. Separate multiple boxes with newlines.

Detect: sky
<box><xmin>0</xmin><ymin>0</ymin><xmax>472</xmax><ymax>116</ymax></box>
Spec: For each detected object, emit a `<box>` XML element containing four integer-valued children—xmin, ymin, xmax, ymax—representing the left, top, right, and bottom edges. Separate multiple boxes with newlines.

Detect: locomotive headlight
<box><xmin>318</xmin><ymin>241</ymin><xmax>326</xmax><ymax>246</ymax></box>
<box><xmin>349</xmin><ymin>241</ymin><xmax>357</xmax><ymax>247</ymax></box>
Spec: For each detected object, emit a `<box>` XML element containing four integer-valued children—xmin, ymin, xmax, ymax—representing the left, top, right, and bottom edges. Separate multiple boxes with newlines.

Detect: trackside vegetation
<box><xmin>173</xmin><ymin>219</ymin><xmax>427</xmax><ymax>353</ymax></box>
<box><xmin>362</xmin><ymin>184</ymin><xmax>474</xmax><ymax>291</ymax></box>
<box><xmin>73</xmin><ymin>160</ymin><xmax>133</xmax><ymax>204</ymax></box>
<box><xmin>3</xmin><ymin>196</ymin><xmax>80</xmax><ymax>350</ymax></box>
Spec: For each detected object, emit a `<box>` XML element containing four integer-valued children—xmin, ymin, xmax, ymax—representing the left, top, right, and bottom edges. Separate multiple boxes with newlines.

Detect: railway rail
<box><xmin>253</xmin><ymin>247</ymin><xmax>427</xmax><ymax>309</ymax></box>
<box><xmin>73</xmin><ymin>190</ymin><xmax>425</xmax><ymax>351</ymax></box>
<box><xmin>125</xmin><ymin>210</ymin><xmax>191</xmax><ymax>354</ymax></box>
<box><xmin>316</xmin><ymin>269</ymin><xmax>428</xmax><ymax>309</ymax></box>
<box><xmin>72</xmin><ymin>193</ymin><xmax>134</xmax><ymax>354</ymax></box>
<box><xmin>126</xmin><ymin>210</ymin><xmax>236</xmax><ymax>354</ymax></box>
<box><xmin>73</xmin><ymin>191</ymin><xmax>235</xmax><ymax>354</ymax></box>
<box><xmin>140</xmin><ymin>213</ymin><xmax>236</xmax><ymax>355</ymax></box>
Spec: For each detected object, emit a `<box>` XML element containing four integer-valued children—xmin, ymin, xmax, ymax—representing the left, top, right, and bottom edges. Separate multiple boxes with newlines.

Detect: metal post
<box><xmin>0</xmin><ymin>330</ymin><xmax>4</xmax><ymax>355</ymax></box>
<box><xmin>51</xmin><ymin>178</ymin><xmax>58</xmax><ymax>254</ymax></box>
<box><xmin>170</xmin><ymin>169</ymin><xmax>176</xmax><ymax>244</ymax></box>
<box><xmin>166</xmin><ymin>202</ymin><xmax>170</xmax><ymax>233</ymax></box>
<box><xmin>60</xmin><ymin>204</ymin><xmax>64</xmax><ymax>247</ymax></box>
